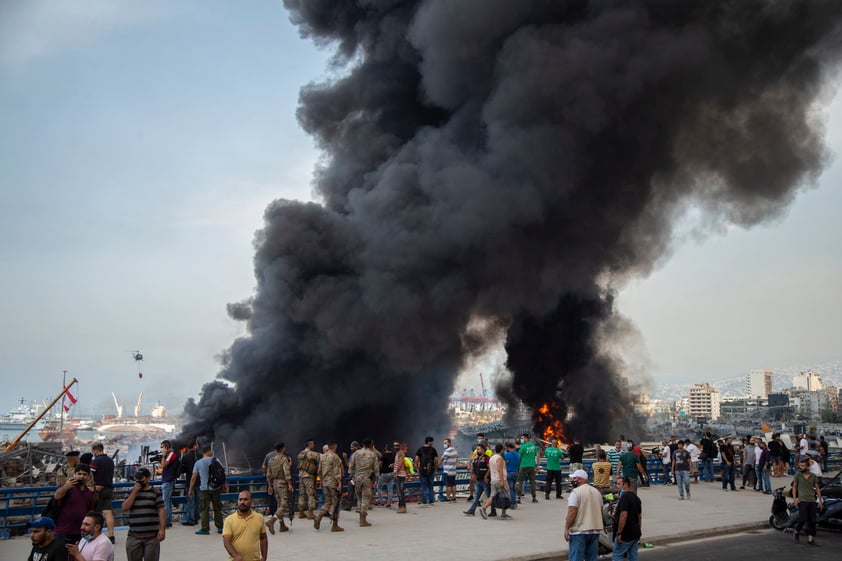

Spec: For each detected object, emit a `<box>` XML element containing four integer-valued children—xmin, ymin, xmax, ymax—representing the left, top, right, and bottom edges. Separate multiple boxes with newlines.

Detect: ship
<box><xmin>93</xmin><ymin>392</ymin><xmax>176</xmax><ymax>435</ymax></box>
<box><xmin>0</xmin><ymin>399</ymin><xmax>47</xmax><ymax>430</ymax></box>
<box><xmin>37</xmin><ymin>422</ymin><xmax>78</xmax><ymax>443</ymax></box>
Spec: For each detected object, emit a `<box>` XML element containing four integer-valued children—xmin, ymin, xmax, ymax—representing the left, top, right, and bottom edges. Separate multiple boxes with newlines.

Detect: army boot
<box><xmin>307</xmin><ymin>509</ymin><xmax>315</xmax><ymax>520</ymax></box>
<box><xmin>359</xmin><ymin>511</ymin><xmax>371</xmax><ymax>527</ymax></box>
<box><xmin>279</xmin><ymin>519</ymin><xmax>289</xmax><ymax>532</ymax></box>
<box><xmin>298</xmin><ymin>507</ymin><xmax>307</xmax><ymax>519</ymax></box>
<box><xmin>313</xmin><ymin>513</ymin><xmax>323</xmax><ymax>530</ymax></box>
<box><xmin>331</xmin><ymin>519</ymin><xmax>344</xmax><ymax>532</ymax></box>
<box><xmin>265</xmin><ymin>516</ymin><xmax>276</xmax><ymax>535</ymax></box>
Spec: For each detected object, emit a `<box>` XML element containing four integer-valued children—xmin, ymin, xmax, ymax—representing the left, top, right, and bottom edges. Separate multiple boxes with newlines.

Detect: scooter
<box><xmin>598</xmin><ymin>490</ymin><xmax>620</xmax><ymax>554</ymax></box>
<box><xmin>769</xmin><ymin>487</ymin><xmax>842</xmax><ymax>532</ymax></box>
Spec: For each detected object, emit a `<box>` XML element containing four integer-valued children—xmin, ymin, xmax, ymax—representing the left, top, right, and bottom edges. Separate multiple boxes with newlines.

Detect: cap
<box><xmin>350</xmin><ymin>441</ymin><xmax>360</xmax><ymax>448</ymax></box>
<box><xmin>570</xmin><ymin>469</ymin><xmax>588</xmax><ymax>480</ymax></box>
<box><xmin>136</xmin><ymin>468</ymin><xmax>152</xmax><ymax>478</ymax></box>
<box><xmin>28</xmin><ymin>517</ymin><xmax>55</xmax><ymax>530</ymax></box>
<box><xmin>65</xmin><ymin>451</ymin><xmax>80</xmax><ymax>458</ymax></box>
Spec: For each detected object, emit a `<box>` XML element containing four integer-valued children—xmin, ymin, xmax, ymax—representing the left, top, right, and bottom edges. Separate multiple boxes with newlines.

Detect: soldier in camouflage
<box><xmin>349</xmin><ymin>438</ymin><xmax>379</xmax><ymax>527</ymax></box>
<box><xmin>265</xmin><ymin>442</ymin><xmax>294</xmax><ymax>534</ymax></box>
<box><xmin>56</xmin><ymin>451</ymin><xmax>94</xmax><ymax>490</ymax></box>
<box><xmin>314</xmin><ymin>440</ymin><xmax>344</xmax><ymax>532</ymax></box>
<box><xmin>296</xmin><ymin>439</ymin><xmax>321</xmax><ymax>520</ymax></box>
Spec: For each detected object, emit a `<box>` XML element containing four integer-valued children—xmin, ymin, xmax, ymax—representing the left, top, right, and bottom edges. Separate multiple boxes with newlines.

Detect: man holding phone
<box><xmin>121</xmin><ymin>467</ymin><xmax>165</xmax><ymax>561</ymax></box>
<box><xmin>53</xmin><ymin>465</ymin><xmax>95</xmax><ymax>545</ymax></box>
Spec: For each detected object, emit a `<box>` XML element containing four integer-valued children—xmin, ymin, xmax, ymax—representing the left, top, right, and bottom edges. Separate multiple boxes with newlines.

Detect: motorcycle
<box><xmin>769</xmin><ymin>470</ymin><xmax>842</xmax><ymax>532</ymax></box>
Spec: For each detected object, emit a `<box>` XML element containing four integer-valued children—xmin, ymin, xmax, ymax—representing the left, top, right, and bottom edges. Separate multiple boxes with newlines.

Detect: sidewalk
<box><xmin>0</xmin><ymin>476</ymin><xmax>784</xmax><ymax>561</ymax></box>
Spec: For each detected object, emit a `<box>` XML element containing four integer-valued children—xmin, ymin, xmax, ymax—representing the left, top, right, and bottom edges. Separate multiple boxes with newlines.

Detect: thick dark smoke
<box><xmin>182</xmin><ymin>0</ymin><xmax>842</xmax><ymax>457</ymax></box>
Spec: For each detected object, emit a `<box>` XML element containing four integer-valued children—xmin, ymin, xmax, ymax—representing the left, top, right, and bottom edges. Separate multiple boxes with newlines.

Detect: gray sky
<box><xmin>2</xmin><ymin>1</ymin><xmax>841</xmax><ymax>415</ymax></box>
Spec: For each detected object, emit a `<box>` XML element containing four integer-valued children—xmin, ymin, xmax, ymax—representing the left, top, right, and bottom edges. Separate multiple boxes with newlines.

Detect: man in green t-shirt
<box><xmin>517</xmin><ymin>433</ymin><xmax>539</xmax><ymax>503</ymax></box>
<box><xmin>619</xmin><ymin>450</ymin><xmax>647</xmax><ymax>494</ymax></box>
<box><xmin>792</xmin><ymin>458</ymin><xmax>824</xmax><ymax>545</ymax></box>
<box><xmin>543</xmin><ymin>439</ymin><xmax>564</xmax><ymax>500</ymax></box>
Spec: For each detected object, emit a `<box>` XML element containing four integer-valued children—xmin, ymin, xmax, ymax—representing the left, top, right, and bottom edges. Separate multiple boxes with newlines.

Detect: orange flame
<box><xmin>534</xmin><ymin>401</ymin><xmax>567</xmax><ymax>444</ymax></box>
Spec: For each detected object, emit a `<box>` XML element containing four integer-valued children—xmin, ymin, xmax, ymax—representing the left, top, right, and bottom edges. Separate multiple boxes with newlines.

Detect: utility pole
<box><xmin>59</xmin><ymin>370</ymin><xmax>67</xmax><ymax>449</ymax></box>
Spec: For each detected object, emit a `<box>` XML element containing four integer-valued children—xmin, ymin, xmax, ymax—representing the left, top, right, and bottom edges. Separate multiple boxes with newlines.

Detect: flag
<box><xmin>63</xmin><ymin>386</ymin><xmax>78</xmax><ymax>411</ymax></box>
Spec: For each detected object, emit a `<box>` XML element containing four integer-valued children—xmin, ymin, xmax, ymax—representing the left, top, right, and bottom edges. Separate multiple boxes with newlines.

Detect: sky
<box><xmin>1</xmin><ymin>1</ymin><xmax>841</xmax><ymax>417</ymax></box>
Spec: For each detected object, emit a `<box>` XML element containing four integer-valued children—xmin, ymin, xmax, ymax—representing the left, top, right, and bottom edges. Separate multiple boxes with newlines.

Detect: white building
<box><xmin>688</xmin><ymin>383</ymin><xmax>721</xmax><ymax>422</ymax></box>
<box><xmin>746</xmin><ymin>369</ymin><xmax>773</xmax><ymax>398</ymax></box>
<box><xmin>788</xmin><ymin>389</ymin><xmax>828</xmax><ymax>420</ymax></box>
<box><xmin>792</xmin><ymin>371</ymin><xmax>823</xmax><ymax>391</ymax></box>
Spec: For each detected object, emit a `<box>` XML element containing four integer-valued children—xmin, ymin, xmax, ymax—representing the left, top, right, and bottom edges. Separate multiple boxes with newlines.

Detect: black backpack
<box><xmin>419</xmin><ymin>447</ymin><xmax>437</xmax><ymax>476</ymax></box>
<box><xmin>208</xmin><ymin>458</ymin><xmax>226</xmax><ymax>488</ymax></box>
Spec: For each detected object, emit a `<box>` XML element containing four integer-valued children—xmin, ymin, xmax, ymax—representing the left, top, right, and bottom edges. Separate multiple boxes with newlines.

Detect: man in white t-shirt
<box><xmin>685</xmin><ymin>439</ymin><xmax>700</xmax><ymax>483</ymax></box>
<box><xmin>564</xmin><ymin>469</ymin><xmax>603</xmax><ymax>561</ymax></box>
<box><xmin>798</xmin><ymin>434</ymin><xmax>809</xmax><ymax>465</ymax></box>
<box><xmin>660</xmin><ymin>440</ymin><xmax>672</xmax><ymax>484</ymax></box>
<box><xmin>481</xmin><ymin>444</ymin><xmax>511</xmax><ymax>520</ymax></box>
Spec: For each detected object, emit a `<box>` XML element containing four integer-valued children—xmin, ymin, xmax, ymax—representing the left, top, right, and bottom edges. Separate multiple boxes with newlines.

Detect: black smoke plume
<box><xmin>182</xmin><ymin>0</ymin><xmax>842</xmax><ymax>457</ymax></box>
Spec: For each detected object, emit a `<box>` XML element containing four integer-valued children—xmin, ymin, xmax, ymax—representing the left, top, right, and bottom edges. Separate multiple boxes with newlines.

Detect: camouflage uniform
<box><xmin>349</xmin><ymin>447</ymin><xmax>379</xmax><ymax>514</ymax></box>
<box><xmin>317</xmin><ymin>450</ymin><xmax>344</xmax><ymax>525</ymax></box>
<box><xmin>297</xmin><ymin>448</ymin><xmax>321</xmax><ymax>515</ymax></box>
<box><xmin>267</xmin><ymin>453</ymin><xmax>293</xmax><ymax>521</ymax></box>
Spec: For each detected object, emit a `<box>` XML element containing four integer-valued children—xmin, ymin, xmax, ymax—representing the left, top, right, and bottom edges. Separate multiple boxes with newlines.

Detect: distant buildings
<box><xmin>793</xmin><ymin>370</ymin><xmax>823</xmax><ymax>391</ymax></box>
<box><xmin>688</xmin><ymin>383</ymin><xmax>720</xmax><ymax>422</ymax></box>
<box><xmin>746</xmin><ymin>369</ymin><xmax>773</xmax><ymax>398</ymax></box>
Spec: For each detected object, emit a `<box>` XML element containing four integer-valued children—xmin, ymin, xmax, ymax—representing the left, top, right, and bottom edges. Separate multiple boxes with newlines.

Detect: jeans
<box><xmin>161</xmin><ymin>480</ymin><xmax>175</xmax><ymax>525</ymax></box>
<box><xmin>126</xmin><ymin>532</ymin><xmax>160</xmax><ymax>561</ymax></box>
<box><xmin>419</xmin><ymin>474</ymin><xmax>434</xmax><ymax>504</ymax></box>
<box><xmin>467</xmin><ymin>481</ymin><xmax>489</xmax><ymax>513</ymax></box>
<box><xmin>721</xmin><ymin>463</ymin><xmax>736</xmax><ymax>490</ymax></box>
<box><xmin>612</xmin><ymin>538</ymin><xmax>639</xmax><ymax>561</ymax></box>
<box><xmin>758</xmin><ymin>468</ymin><xmax>771</xmax><ymax>493</ymax></box>
<box><xmin>701</xmin><ymin>459</ymin><xmax>714</xmax><ymax>482</ymax></box>
<box><xmin>568</xmin><ymin>533</ymin><xmax>600</xmax><ymax>561</ymax></box>
<box><xmin>376</xmin><ymin>472</ymin><xmax>395</xmax><ymax>505</ymax></box>
<box><xmin>675</xmin><ymin>470</ymin><xmax>690</xmax><ymax>498</ymax></box>
<box><xmin>507</xmin><ymin>473</ymin><xmax>518</xmax><ymax>506</ymax></box>
<box><xmin>396</xmin><ymin>476</ymin><xmax>406</xmax><ymax>507</ymax></box>
<box><xmin>182</xmin><ymin>488</ymin><xmax>199</xmax><ymax>524</ymax></box>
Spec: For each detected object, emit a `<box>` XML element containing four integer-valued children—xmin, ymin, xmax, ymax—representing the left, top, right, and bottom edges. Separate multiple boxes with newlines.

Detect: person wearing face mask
<box><xmin>440</xmin><ymin>438</ymin><xmax>459</xmax><ymax>502</ymax></box>
<box><xmin>516</xmin><ymin>433</ymin><xmax>539</xmax><ymax>504</ymax></box>
<box><xmin>465</xmin><ymin>433</ymin><xmax>490</xmax><ymax>502</ymax></box>
<box><xmin>121</xmin><ymin>468</ymin><xmax>165</xmax><ymax>561</ymax></box>
<box><xmin>66</xmin><ymin>512</ymin><xmax>113</xmax><ymax>561</ymax></box>
<box><xmin>564</xmin><ymin>469</ymin><xmax>603</xmax><ymax>561</ymax></box>
<box><xmin>792</xmin><ymin>458</ymin><xmax>824</xmax><ymax>545</ymax></box>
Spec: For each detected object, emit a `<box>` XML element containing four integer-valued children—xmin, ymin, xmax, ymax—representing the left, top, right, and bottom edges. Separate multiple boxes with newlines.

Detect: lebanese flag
<box><xmin>63</xmin><ymin>387</ymin><xmax>78</xmax><ymax>411</ymax></box>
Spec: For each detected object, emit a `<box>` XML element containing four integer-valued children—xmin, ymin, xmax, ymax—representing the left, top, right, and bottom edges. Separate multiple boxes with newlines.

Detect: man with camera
<box><xmin>121</xmin><ymin>468</ymin><xmax>165</xmax><ymax>561</ymax></box>
<box><xmin>53</xmin><ymin>464</ymin><xmax>96</xmax><ymax>545</ymax></box>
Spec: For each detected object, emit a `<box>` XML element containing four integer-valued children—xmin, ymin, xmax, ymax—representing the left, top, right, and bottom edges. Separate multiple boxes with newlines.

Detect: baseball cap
<box><xmin>571</xmin><ymin>469</ymin><xmax>588</xmax><ymax>480</ymax></box>
<box><xmin>28</xmin><ymin>517</ymin><xmax>55</xmax><ymax>530</ymax></box>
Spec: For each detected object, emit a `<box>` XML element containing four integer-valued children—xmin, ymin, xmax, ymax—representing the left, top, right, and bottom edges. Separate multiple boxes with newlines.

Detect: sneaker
<box><xmin>479</xmin><ymin>506</ymin><xmax>487</xmax><ymax>519</ymax></box>
<box><xmin>739</xmin><ymin>486</ymin><xmax>745</xmax><ymax>489</ymax></box>
<box><xmin>500</xmin><ymin>514</ymin><xmax>512</xmax><ymax>520</ymax></box>
<box><xmin>488</xmin><ymin>511</ymin><xmax>497</xmax><ymax>518</ymax></box>
<box><xmin>195</xmin><ymin>529</ymin><xmax>210</xmax><ymax>535</ymax></box>
<box><xmin>217</xmin><ymin>528</ymin><xmax>223</xmax><ymax>534</ymax></box>
<box><xmin>463</xmin><ymin>510</ymin><xmax>475</xmax><ymax>516</ymax></box>
<box><xmin>532</xmin><ymin>497</ymin><xmax>539</xmax><ymax>503</ymax></box>
<box><xmin>466</xmin><ymin>496</ymin><xmax>474</xmax><ymax>502</ymax></box>
<box><xmin>679</xmin><ymin>496</ymin><xmax>684</xmax><ymax>500</ymax></box>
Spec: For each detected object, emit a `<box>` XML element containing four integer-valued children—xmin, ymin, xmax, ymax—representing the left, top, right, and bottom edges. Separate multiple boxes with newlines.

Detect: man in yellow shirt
<box><xmin>592</xmin><ymin>450</ymin><xmax>613</xmax><ymax>490</ymax></box>
<box><xmin>223</xmin><ymin>491</ymin><xmax>267</xmax><ymax>561</ymax></box>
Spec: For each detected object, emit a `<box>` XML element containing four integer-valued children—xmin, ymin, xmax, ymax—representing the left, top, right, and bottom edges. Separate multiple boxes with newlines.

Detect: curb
<box><xmin>500</xmin><ymin>520</ymin><xmax>769</xmax><ymax>561</ymax></box>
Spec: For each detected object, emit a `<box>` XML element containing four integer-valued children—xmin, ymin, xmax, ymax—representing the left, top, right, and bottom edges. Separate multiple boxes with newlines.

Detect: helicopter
<box><xmin>128</xmin><ymin>350</ymin><xmax>144</xmax><ymax>379</ymax></box>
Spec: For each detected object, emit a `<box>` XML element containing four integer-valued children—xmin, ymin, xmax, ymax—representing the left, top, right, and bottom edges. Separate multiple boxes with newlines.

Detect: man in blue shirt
<box><xmin>503</xmin><ymin>443</ymin><xmax>520</xmax><ymax>508</ymax></box>
<box><xmin>188</xmin><ymin>445</ymin><xmax>226</xmax><ymax>535</ymax></box>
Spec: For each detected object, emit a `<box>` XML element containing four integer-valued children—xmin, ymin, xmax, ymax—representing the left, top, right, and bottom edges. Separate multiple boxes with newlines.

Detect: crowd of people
<box><xmin>24</xmin><ymin>430</ymin><xmax>833</xmax><ymax>561</ymax></box>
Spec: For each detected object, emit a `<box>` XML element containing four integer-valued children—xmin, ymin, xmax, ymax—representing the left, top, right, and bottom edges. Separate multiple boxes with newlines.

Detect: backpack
<box><xmin>419</xmin><ymin>447</ymin><xmax>437</xmax><ymax>476</ymax></box>
<box><xmin>208</xmin><ymin>458</ymin><xmax>226</xmax><ymax>488</ymax></box>
<box><xmin>41</xmin><ymin>496</ymin><xmax>64</xmax><ymax>520</ymax></box>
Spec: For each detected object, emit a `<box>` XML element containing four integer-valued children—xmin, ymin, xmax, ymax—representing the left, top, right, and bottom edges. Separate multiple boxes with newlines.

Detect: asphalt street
<box><xmin>633</xmin><ymin>528</ymin><xmax>842</xmax><ymax>561</ymax></box>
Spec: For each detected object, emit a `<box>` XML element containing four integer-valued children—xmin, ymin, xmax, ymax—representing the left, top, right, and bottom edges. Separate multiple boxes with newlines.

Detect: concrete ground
<box><xmin>0</xmin><ymin>476</ymin><xmax>791</xmax><ymax>561</ymax></box>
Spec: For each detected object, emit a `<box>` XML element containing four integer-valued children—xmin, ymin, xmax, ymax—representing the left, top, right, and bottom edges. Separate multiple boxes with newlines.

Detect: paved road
<box><xmin>636</xmin><ymin>528</ymin><xmax>842</xmax><ymax>561</ymax></box>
